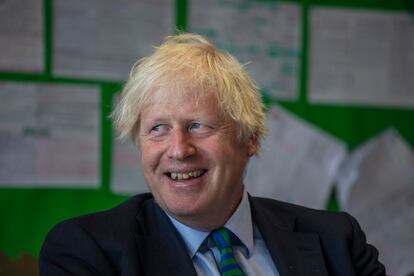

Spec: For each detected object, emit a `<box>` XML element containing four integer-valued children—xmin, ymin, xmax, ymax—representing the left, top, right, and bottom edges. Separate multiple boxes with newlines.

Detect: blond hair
<box><xmin>112</xmin><ymin>33</ymin><xmax>266</xmax><ymax>152</ymax></box>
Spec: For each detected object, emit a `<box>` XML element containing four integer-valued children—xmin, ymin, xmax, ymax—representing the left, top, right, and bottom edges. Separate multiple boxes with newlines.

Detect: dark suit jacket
<box><xmin>40</xmin><ymin>193</ymin><xmax>386</xmax><ymax>275</ymax></box>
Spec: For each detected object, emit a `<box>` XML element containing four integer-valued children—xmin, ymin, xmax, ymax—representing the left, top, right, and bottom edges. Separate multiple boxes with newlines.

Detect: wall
<box><xmin>0</xmin><ymin>0</ymin><xmax>412</xmax><ymax>263</ymax></box>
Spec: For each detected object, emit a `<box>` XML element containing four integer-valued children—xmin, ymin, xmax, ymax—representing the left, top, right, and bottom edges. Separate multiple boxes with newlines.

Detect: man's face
<box><xmin>138</xmin><ymin>88</ymin><xmax>257</xmax><ymax>230</ymax></box>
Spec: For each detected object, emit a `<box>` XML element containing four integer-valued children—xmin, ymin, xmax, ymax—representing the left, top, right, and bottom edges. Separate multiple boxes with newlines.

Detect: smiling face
<box><xmin>137</xmin><ymin>88</ymin><xmax>257</xmax><ymax>231</ymax></box>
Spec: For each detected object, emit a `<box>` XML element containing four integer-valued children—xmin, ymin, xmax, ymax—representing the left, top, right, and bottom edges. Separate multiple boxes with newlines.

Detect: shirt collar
<box><xmin>225</xmin><ymin>189</ymin><xmax>253</xmax><ymax>257</ymax></box>
<box><xmin>167</xmin><ymin>213</ymin><xmax>210</xmax><ymax>258</ymax></box>
<box><xmin>166</xmin><ymin>189</ymin><xmax>253</xmax><ymax>258</ymax></box>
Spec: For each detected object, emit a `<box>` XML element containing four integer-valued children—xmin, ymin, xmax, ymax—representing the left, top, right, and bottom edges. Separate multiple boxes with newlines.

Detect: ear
<box><xmin>246</xmin><ymin>135</ymin><xmax>258</xmax><ymax>157</ymax></box>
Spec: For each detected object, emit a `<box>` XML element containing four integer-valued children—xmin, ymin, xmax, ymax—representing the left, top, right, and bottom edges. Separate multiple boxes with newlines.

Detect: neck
<box><xmin>172</xmin><ymin>190</ymin><xmax>244</xmax><ymax>231</ymax></box>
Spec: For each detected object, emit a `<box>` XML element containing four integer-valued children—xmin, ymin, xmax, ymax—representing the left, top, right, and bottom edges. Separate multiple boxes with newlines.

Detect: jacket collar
<box><xmin>249</xmin><ymin>195</ymin><xmax>329</xmax><ymax>276</ymax></box>
<box><xmin>134</xmin><ymin>198</ymin><xmax>198</xmax><ymax>276</ymax></box>
<box><xmin>133</xmin><ymin>194</ymin><xmax>329</xmax><ymax>276</ymax></box>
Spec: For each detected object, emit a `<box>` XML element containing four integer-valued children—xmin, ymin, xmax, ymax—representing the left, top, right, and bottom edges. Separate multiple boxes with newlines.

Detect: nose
<box><xmin>167</xmin><ymin>129</ymin><xmax>196</xmax><ymax>160</ymax></box>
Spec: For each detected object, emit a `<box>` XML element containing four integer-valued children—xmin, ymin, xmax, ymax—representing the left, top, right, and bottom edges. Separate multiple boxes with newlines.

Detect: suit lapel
<box><xmin>250</xmin><ymin>196</ymin><xmax>329</xmax><ymax>276</ymax></box>
<box><xmin>135</xmin><ymin>199</ymin><xmax>197</xmax><ymax>276</ymax></box>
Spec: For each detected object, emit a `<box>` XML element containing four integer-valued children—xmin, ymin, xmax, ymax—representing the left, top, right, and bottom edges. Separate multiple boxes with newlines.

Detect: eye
<box><xmin>189</xmin><ymin>123</ymin><xmax>204</xmax><ymax>130</ymax></box>
<box><xmin>151</xmin><ymin>125</ymin><xmax>162</xmax><ymax>132</ymax></box>
<box><xmin>189</xmin><ymin>122</ymin><xmax>212</xmax><ymax>135</ymax></box>
<box><xmin>149</xmin><ymin>124</ymin><xmax>168</xmax><ymax>137</ymax></box>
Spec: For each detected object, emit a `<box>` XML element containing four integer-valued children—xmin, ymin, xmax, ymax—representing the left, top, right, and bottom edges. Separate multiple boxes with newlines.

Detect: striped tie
<box><xmin>210</xmin><ymin>228</ymin><xmax>246</xmax><ymax>276</ymax></box>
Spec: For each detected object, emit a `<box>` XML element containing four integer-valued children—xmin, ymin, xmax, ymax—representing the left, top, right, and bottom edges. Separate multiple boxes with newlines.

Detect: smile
<box><xmin>168</xmin><ymin>169</ymin><xmax>206</xmax><ymax>180</ymax></box>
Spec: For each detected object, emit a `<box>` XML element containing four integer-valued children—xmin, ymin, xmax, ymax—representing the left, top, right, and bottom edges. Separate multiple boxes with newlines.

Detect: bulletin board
<box><xmin>0</xmin><ymin>0</ymin><xmax>412</xmax><ymax>270</ymax></box>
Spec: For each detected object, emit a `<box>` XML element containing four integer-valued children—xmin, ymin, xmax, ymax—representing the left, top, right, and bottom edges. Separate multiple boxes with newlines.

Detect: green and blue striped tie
<box><xmin>210</xmin><ymin>228</ymin><xmax>246</xmax><ymax>276</ymax></box>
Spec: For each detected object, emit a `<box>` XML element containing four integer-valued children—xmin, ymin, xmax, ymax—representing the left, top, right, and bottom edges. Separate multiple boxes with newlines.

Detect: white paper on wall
<box><xmin>0</xmin><ymin>0</ymin><xmax>44</xmax><ymax>72</ymax></box>
<box><xmin>190</xmin><ymin>1</ymin><xmax>301</xmax><ymax>99</ymax></box>
<box><xmin>246</xmin><ymin>106</ymin><xmax>346</xmax><ymax>209</ymax></box>
<box><xmin>0</xmin><ymin>82</ymin><xmax>100</xmax><ymax>187</ymax></box>
<box><xmin>53</xmin><ymin>0</ymin><xmax>174</xmax><ymax>80</ymax></box>
<box><xmin>111</xmin><ymin>138</ymin><xmax>148</xmax><ymax>195</ymax></box>
<box><xmin>310</xmin><ymin>8</ymin><xmax>414</xmax><ymax>107</ymax></box>
<box><xmin>111</xmin><ymin>95</ymin><xmax>148</xmax><ymax>195</ymax></box>
<box><xmin>336</xmin><ymin>129</ymin><xmax>414</xmax><ymax>276</ymax></box>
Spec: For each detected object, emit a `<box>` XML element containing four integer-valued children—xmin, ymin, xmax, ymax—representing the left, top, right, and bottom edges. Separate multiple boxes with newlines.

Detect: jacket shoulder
<box><xmin>40</xmin><ymin>193</ymin><xmax>154</xmax><ymax>275</ymax></box>
<box><xmin>251</xmin><ymin>196</ymin><xmax>357</xmax><ymax>237</ymax></box>
<box><xmin>250</xmin><ymin>196</ymin><xmax>386</xmax><ymax>275</ymax></box>
<box><xmin>69</xmin><ymin>193</ymin><xmax>154</xmax><ymax>232</ymax></box>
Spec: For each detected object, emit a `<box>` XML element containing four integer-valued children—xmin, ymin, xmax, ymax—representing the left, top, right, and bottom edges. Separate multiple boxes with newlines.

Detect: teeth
<box><xmin>170</xmin><ymin>170</ymin><xmax>204</xmax><ymax>180</ymax></box>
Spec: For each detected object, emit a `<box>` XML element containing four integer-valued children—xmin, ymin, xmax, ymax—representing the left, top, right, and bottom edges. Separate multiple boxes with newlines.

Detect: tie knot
<box><xmin>210</xmin><ymin>227</ymin><xmax>234</xmax><ymax>251</ymax></box>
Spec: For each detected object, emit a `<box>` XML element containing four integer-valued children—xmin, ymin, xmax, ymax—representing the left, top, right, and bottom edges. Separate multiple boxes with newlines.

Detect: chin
<box><xmin>166</xmin><ymin>201</ymin><xmax>202</xmax><ymax>215</ymax></box>
<box><xmin>164</xmin><ymin>199</ymin><xmax>208</xmax><ymax>219</ymax></box>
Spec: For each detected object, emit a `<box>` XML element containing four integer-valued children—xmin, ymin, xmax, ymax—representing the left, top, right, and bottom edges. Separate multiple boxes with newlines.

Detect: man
<box><xmin>40</xmin><ymin>33</ymin><xmax>386</xmax><ymax>275</ymax></box>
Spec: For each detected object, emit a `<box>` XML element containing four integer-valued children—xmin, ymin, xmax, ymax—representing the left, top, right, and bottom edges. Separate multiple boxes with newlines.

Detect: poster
<box><xmin>310</xmin><ymin>8</ymin><xmax>414</xmax><ymax>107</ymax></box>
<box><xmin>336</xmin><ymin>129</ymin><xmax>414</xmax><ymax>276</ymax></box>
<box><xmin>0</xmin><ymin>82</ymin><xmax>100</xmax><ymax>187</ymax></box>
<box><xmin>111</xmin><ymin>95</ymin><xmax>148</xmax><ymax>194</ymax></box>
<box><xmin>53</xmin><ymin>0</ymin><xmax>174</xmax><ymax>80</ymax></box>
<box><xmin>246</xmin><ymin>106</ymin><xmax>346</xmax><ymax>209</ymax></box>
<box><xmin>190</xmin><ymin>0</ymin><xmax>301</xmax><ymax>99</ymax></box>
<box><xmin>0</xmin><ymin>0</ymin><xmax>43</xmax><ymax>72</ymax></box>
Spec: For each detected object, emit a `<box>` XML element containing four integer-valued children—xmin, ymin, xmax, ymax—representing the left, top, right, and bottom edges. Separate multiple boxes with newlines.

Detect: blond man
<box><xmin>40</xmin><ymin>34</ymin><xmax>385</xmax><ymax>276</ymax></box>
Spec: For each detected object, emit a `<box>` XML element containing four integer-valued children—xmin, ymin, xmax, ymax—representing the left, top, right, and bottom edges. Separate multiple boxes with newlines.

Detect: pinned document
<box><xmin>337</xmin><ymin>129</ymin><xmax>414</xmax><ymax>276</ymax></box>
<box><xmin>246</xmin><ymin>106</ymin><xmax>346</xmax><ymax>209</ymax></box>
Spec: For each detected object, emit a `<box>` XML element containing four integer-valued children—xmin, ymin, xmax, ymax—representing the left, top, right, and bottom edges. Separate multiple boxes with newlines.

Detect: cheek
<box><xmin>206</xmin><ymin>143</ymin><xmax>244</xmax><ymax>174</ymax></box>
<box><xmin>218</xmin><ymin>141</ymin><xmax>245</xmax><ymax>161</ymax></box>
<box><xmin>201</xmin><ymin>142</ymin><xmax>228</xmax><ymax>164</ymax></box>
<box><xmin>139</xmin><ymin>142</ymin><xmax>162</xmax><ymax>171</ymax></box>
